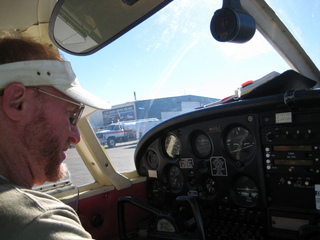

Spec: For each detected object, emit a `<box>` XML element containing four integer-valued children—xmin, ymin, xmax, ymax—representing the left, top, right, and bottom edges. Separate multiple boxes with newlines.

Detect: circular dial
<box><xmin>192</xmin><ymin>132</ymin><xmax>212</xmax><ymax>158</ymax></box>
<box><xmin>224</xmin><ymin>126</ymin><xmax>255</xmax><ymax>162</ymax></box>
<box><xmin>164</xmin><ymin>134</ymin><xmax>181</xmax><ymax>159</ymax></box>
<box><xmin>146</xmin><ymin>149</ymin><xmax>159</xmax><ymax>169</ymax></box>
<box><xmin>167</xmin><ymin>165</ymin><xmax>184</xmax><ymax>193</ymax></box>
<box><xmin>233</xmin><ymin>176</ymin><xmax>259</xmax><ymax>207</ymax></box>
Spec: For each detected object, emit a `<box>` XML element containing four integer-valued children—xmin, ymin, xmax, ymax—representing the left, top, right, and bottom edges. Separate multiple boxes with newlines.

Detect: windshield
<box><xmin>266</xmin><ymin>0</ymin><xmax>319</xmax><ymax>68</ymax></box>
<box><xmin>106</xmin><ymin>125</ymin><xmax>119</xmax><ymax>131</ymax></box>
<box><xmin>61</xmin><ymin>0</ymin><xmax>319</xmax><ymax>186</ymax></box>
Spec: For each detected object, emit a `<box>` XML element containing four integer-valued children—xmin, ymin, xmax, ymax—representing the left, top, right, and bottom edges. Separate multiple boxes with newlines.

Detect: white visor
<box><xmin>0</xmin><ymin>60</ymin><xmax>110</xmax><ymax>117</ymax></box>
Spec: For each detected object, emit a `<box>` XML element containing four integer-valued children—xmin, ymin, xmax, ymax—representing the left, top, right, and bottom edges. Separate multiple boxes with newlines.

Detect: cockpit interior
<box><xmin>1</xmin><ymin>0</ymin><xmax>320</xmax><ymax>239</ymax></box>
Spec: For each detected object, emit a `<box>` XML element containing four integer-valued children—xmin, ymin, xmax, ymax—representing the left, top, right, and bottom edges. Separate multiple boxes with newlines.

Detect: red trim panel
<box><xmin>77</xmin><ymin>181</ymin><xmax>149</xmax><ymax>240</ymax></box>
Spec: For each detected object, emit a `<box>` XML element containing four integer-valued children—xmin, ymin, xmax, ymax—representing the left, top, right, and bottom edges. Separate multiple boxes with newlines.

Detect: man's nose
<box><xmin>69</xmin><ymin>124</ymin><xmax>81</xmax><ymax>144</ymax></box>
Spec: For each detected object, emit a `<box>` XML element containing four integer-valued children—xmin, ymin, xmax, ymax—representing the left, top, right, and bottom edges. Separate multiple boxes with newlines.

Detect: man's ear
<box><xmin>1</xmin><ymin>83</ymin><xmax>28</xmax><ymax>121</ymax></box>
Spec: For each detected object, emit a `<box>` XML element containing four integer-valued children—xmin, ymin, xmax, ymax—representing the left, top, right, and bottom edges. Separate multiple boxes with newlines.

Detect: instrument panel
<box><xmin>140</xmin><ymin>114</ymin><xmax>264</xmax><ymax>208</ymax></box>
<box><xmin>133</xmin><ymin>88</ymin><xmax>320</xmax><ymax>239</ymax></box>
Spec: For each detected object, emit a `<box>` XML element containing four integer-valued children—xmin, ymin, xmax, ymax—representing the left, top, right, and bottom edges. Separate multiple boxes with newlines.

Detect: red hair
<box><xmin>0</xmin><ymin>38</ymin><xmax>62</xmax><ymax>64</ymax></box>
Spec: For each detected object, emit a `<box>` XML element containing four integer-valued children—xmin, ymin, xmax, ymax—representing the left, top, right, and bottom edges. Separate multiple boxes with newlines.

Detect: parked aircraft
<box><xmin>1</xmin><ymin>0</ymin><xmax>320</xmax><ymax>239</ymax></box>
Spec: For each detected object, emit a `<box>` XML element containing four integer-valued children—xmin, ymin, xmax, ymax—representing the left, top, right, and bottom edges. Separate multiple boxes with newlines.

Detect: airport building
<box><xmin>90</xmin><ymin>95</ymin><xmax>218</xmax><ymax>128</ymax></box>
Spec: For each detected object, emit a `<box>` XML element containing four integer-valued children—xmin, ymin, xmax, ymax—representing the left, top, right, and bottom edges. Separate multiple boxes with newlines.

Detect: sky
<box><xmin>60</xmin><ymin>0</ymin><xmax>319</xmax><ymax>106</ymax></box>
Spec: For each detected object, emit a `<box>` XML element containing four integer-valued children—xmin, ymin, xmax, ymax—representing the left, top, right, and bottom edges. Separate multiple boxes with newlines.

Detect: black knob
<box><xmin>91</xmin><ymin>214</ymin><xmax>104</xmax><ymax>227</ymax></box>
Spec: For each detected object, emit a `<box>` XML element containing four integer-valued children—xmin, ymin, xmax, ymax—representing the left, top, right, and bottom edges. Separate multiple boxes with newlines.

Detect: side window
<box><xmin>64</xmin><ymin>146</ymin><xmax>95</xmax><ymax>186</ymax></box>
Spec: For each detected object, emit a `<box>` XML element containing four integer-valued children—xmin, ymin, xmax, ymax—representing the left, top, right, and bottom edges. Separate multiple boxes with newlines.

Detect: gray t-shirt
<box><xmin>0</xmin><ymin>177</ymin><xmax>92</xmax><ymax>239</ymax></box>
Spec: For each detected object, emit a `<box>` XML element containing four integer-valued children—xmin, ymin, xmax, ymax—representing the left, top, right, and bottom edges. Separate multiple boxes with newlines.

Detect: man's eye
<box><xmin>67</xmin><ymin>111</ymin><xmax>75</xmax><ymax>121</ymax></box>
<box><xmin>69</xmin><ymin>117</ymin><xmax>76</xmax><ymax>125</ymax></box>
<box><xmin>66</xmin><ymin>105</ymin><xmax>84</xmax><ymax>126</ymax></box>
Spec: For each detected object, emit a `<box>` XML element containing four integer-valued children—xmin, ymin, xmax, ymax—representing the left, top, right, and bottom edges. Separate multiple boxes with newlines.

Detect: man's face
<box><xmin>22</xmin><ymin>88</ymin><xmax>81</xmax><ymax>185</ymax></box>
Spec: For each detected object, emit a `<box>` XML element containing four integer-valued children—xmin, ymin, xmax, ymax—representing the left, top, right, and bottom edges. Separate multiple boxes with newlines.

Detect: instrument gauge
<box><xmin>164</xmin><ymin>134</ymin><xmax>181</xmax><ymax>159</ymax></box>
<box><xmin>192</xmin><ymin>132</ymin><xmax>212</xmax><ymax>158</ymax></box>
<box><xmin>232</xmin><ymin>176</ymin><xmax>259</xmax><ymax>207</ymax></box>
<box><xmin>224</xmin><ymin>126</ymin><xmax>256</xmax><ymax>162</ymax></box>
<box><xmin>167</xmin><ymin>165</ymin><xmax>184</xmax><ymax>193</ymax></box>
<box><xmin>146</xmin><ymin>149</ymin><xmax>159</xmax><ymax>169</ymax></box>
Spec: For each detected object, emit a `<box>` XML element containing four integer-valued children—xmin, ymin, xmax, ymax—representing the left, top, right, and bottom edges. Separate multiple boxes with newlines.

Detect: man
<box><xmin>0</xmin><ymin>38</ymin><xmax>109</xmax><ymax>239</ymax></box>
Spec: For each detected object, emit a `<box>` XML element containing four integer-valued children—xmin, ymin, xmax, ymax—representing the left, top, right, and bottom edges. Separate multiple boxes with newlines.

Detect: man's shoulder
<box><xmin>0</xmin><ymin>178</ymin><xmax>74</xmax><ymax>214</ymax></box>
<box><xmin>0</xmin><ymin>178</ymin><xmax>92</xmax><ymax>239</ymax></box>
